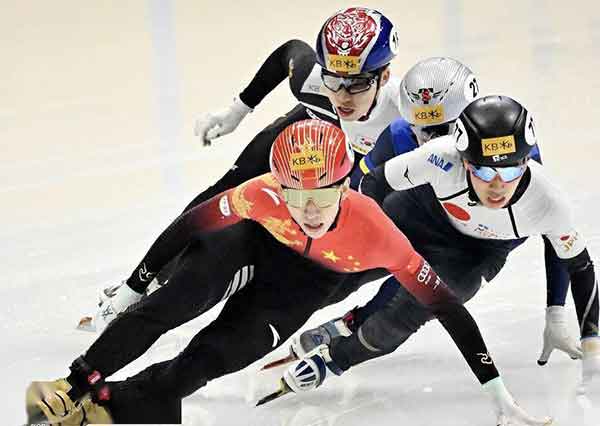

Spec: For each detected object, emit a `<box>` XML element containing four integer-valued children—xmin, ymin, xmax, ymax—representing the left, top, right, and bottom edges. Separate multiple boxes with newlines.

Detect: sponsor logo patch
<box><xmin>290</xmin><ymin>150</ymin><xmax>324</xmax><ymax>170</ymax></box>
<box><xmin>561</xmin><ymin>232</ymin><xmax>580</xmax><ymax>252</ymax></box>
<box><xmin>416</xmin><ymin>260</ymin><xmax>441</xmax><ymax>290</ymax></box>
<box><xmin>327</xmin><ymin>54</ymin><xmax>361</xmax><ymax>73</ymax></box>
<box><xmin>481</xmin><ymin>135</ymin><xmax>516</xmax><ymax>157</ymax></box>
<box><xmin>473</xmin><ymin>224</ymin><xmax>513</xmax><ymax>239</ymax></box>
<box><xmin>427</xmin><ymin>153</ymin><xmax>453</xmax><ymax>171</ymax></box>
<box><xmin>219</xmin><ymin>195</ymin><xmax>231</xmax><ymax>216</ymax></box>
<box><xmin>413</xmin><ymin>104</ymin><xmax>445</xmax><ymax>125</ymax></box>
<box><xmin>351</xmin><ymin>135</ymin><xmax>375</xmax><ymax>155</ymax></box>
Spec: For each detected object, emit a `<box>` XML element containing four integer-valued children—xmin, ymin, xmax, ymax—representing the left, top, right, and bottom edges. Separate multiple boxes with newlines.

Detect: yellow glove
<box><xmin>25</xmin><ymin>379</ymin><xmax>112</xmax><ymax>425</ymax></box>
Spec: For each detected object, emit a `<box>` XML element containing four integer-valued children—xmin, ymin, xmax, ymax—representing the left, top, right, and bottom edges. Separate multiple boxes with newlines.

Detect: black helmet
<box><xmin>454</xmin><ymin>95</ymin><xmax>537</xmax><ymax>167</ymax></box>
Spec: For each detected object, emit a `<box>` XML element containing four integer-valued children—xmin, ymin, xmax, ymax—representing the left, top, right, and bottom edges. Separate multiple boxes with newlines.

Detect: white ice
<box><xmin>2</xmin><ymin>1</ymin><xmax>600</xmax><ymax>425</ymax></box>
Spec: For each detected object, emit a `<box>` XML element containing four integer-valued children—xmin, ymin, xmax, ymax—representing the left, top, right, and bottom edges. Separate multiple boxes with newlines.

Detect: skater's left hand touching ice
<box><xmin>537</xmin><ymin>306</ymin><xmax>582</xmax><ymax>366</ymax></box>
<box><xmin>483</xmin><ymin>377</ymin><xmax>553</xmax><ymax>425</ymax></box>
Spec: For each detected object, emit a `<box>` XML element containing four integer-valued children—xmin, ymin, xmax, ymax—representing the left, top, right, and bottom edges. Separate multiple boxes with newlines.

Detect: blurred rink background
<box><xmin>2</xmin><ymin>1</ymin><xmax>600</xmax><ymax>425</ymax></box>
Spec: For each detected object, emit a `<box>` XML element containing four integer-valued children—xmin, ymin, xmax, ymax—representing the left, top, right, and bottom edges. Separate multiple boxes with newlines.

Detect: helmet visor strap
<box><xmin>468</xmin><ymin>163</ymin><xmax>527</xmax><ymax>183</ymax></box>
<box><xmin>321</xmin><ymin>71</ymin><xmax>378</xmax><ymax>94</ymax></box>
<box><xmin>282</xmin><ymin>186</ymin><xmax>341</xmax><ymax>208</ymax></box>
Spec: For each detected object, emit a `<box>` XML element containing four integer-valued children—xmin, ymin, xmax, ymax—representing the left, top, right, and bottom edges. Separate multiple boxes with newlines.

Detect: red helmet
<box><xmin>269</xmin><ymin>119</ymin><xmax>354</xmax><ymax>189</ymax></box>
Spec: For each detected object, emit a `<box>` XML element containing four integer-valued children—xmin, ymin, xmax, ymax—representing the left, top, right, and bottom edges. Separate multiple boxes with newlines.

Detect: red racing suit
<box><xmin>126</xmin><ymin>173</ymin><xmax>502</xmax><ymax>384</ymax></box>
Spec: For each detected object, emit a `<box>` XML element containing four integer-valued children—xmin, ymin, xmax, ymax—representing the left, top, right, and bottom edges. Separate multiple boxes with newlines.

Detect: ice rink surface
<box><xmin>2</xmin><ymin>1</ymin><xmax>600</xmax><ymax>424</ymax></box>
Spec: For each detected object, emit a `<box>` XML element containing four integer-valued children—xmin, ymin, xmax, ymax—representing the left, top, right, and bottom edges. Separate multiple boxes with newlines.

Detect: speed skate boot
<box><xmin>26</xmin><ymin>357</ymin><xmax>113</xmax><ymax>425</ymax></box>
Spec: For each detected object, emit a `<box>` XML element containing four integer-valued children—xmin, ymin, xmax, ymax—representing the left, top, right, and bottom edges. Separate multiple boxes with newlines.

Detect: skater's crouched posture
<box><xmin>27</xmin><ymin>119</ymin><xmax>544</xmax><ymax>425</ymax></box>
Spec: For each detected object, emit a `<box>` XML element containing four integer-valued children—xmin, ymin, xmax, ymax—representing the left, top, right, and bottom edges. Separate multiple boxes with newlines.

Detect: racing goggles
<box><xmin>412</xmin><ymin>121</ymin><xmax>456</xmax><ymax>142</ymax></box>
<box><xmin>321</xmin><ymin>70</ymin><xmax>378</xmax><ymax>94</ymax></box>
<box><xmin>467</xmin><ymin>163</ymin><xmax>528</xmax><ymax>183</ymax></box>
<box><xmin>281</xmin><ymin>186</ymin><xmax>342</xmax><ymax>208</ymax></box>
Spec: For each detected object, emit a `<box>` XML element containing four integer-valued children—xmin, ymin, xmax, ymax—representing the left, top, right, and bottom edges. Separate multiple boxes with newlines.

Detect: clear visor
<box><xmin>282</xmin><ymin>186</ymin><xmax>341</xmax><ymax>208</ymax></box>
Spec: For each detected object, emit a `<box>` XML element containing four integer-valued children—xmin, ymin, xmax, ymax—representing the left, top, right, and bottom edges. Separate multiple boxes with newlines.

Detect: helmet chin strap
<box><xmin>466</xmin><ymin>172</ymin><xmax>481</xmax><ymax>204</ymax></box>
<box><xmin>358</xmin><ymin>67</ymin><xmax>387</xmax><ymax>121</ymax></box>
<box><xmin>359</xmin><ymin>88</ymin><xmax>380</xmax><ymax>121</ymax></box>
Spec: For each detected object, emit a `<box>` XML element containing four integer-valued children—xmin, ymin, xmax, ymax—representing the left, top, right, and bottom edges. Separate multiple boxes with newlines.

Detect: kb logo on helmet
<box><xmin>290</xmin><ymin>151</ymin><xmax>325</xmax><ymax>171</ymax></box>
<box><xmin>328</xmin><ymin>55</ymin><xmax>361</xmax><ymax>74</ymax></box>
<box><xmin>481</xmin><ymin>135</ymin><xmax>516</xmax><ymax>157</ymax></box>
<box><xmin>413</xmin><ymin>105</ymin><xmax>445</xmax><ymax>125</ymax></box>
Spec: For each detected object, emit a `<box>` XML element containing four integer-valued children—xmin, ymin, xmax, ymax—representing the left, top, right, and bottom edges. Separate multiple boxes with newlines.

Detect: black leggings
<box><xmin>83</xmin><ymin>221</ymin><xmax>365</xmax><ymax>423</ymax></box>
<box><xmin>330</xmin><ymin>185</ymin><xmax>517</xmax><ymax>370</ymax></box>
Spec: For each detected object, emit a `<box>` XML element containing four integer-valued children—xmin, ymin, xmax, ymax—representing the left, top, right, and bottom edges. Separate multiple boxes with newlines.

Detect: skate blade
<box><xmin>26</xmin><ymin>408</ymin><xmax>48</xmax><ymax>425</ymax></box>
<box><xmin>256</xmin><ymin>379</ymin><xmax>293</xmax><ymax>406</ymax></box>
<box><xmin>76</xmin><ymin>316</ymin><xmax>96</xmax><ymax>332</ymax></box>
<box><xmin>260</xmin><ymin>352</ymin><xmax>298</xmax><ymax>371</ymax></box>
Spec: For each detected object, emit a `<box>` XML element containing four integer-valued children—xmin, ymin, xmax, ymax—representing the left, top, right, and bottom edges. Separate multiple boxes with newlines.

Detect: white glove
<box><xmin>283</xmin><ymin>345</ymin><xmax>342</xmax><ymax>393</ymax></box>
<box><xmin>92</xmin><ymin>282</ymin><xmax>143</xmax><ymax>332</ymax></box>
<box><xmin>194</xmin><ymin>97</ymin><xmax>252</xmax><ymax>146</ymax></box>
<box><xmin>291</xmin><ymin>315</ymin><xmax>353</xmax><ymax>359</ymax></box>
<box><xmin>483</xmin><ymin>377</ymin><xmax>553</xmax><ymax>425</ymax></box>
<box><xmin>537</xmin><ymin>305</ymin><xmax>583</xmax><ymax>365</ymax></box>
<box><xmin>581</xmin><ymin>336</ymin><xmax>600</xmax><ymax>393</ymax></box>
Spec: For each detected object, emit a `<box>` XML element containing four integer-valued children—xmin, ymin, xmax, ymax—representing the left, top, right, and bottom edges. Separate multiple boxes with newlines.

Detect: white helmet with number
<box><xmin>399</xmin><ymin>57</ymin><xmax>478</xmax><ymax>143</ymax></box>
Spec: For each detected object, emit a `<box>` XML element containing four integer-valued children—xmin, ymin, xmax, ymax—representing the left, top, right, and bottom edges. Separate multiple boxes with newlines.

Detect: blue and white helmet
<box><xmin>316</xmin><ymin>7</ymin><xmax>399</xmax><ymax>75</ymax></box>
